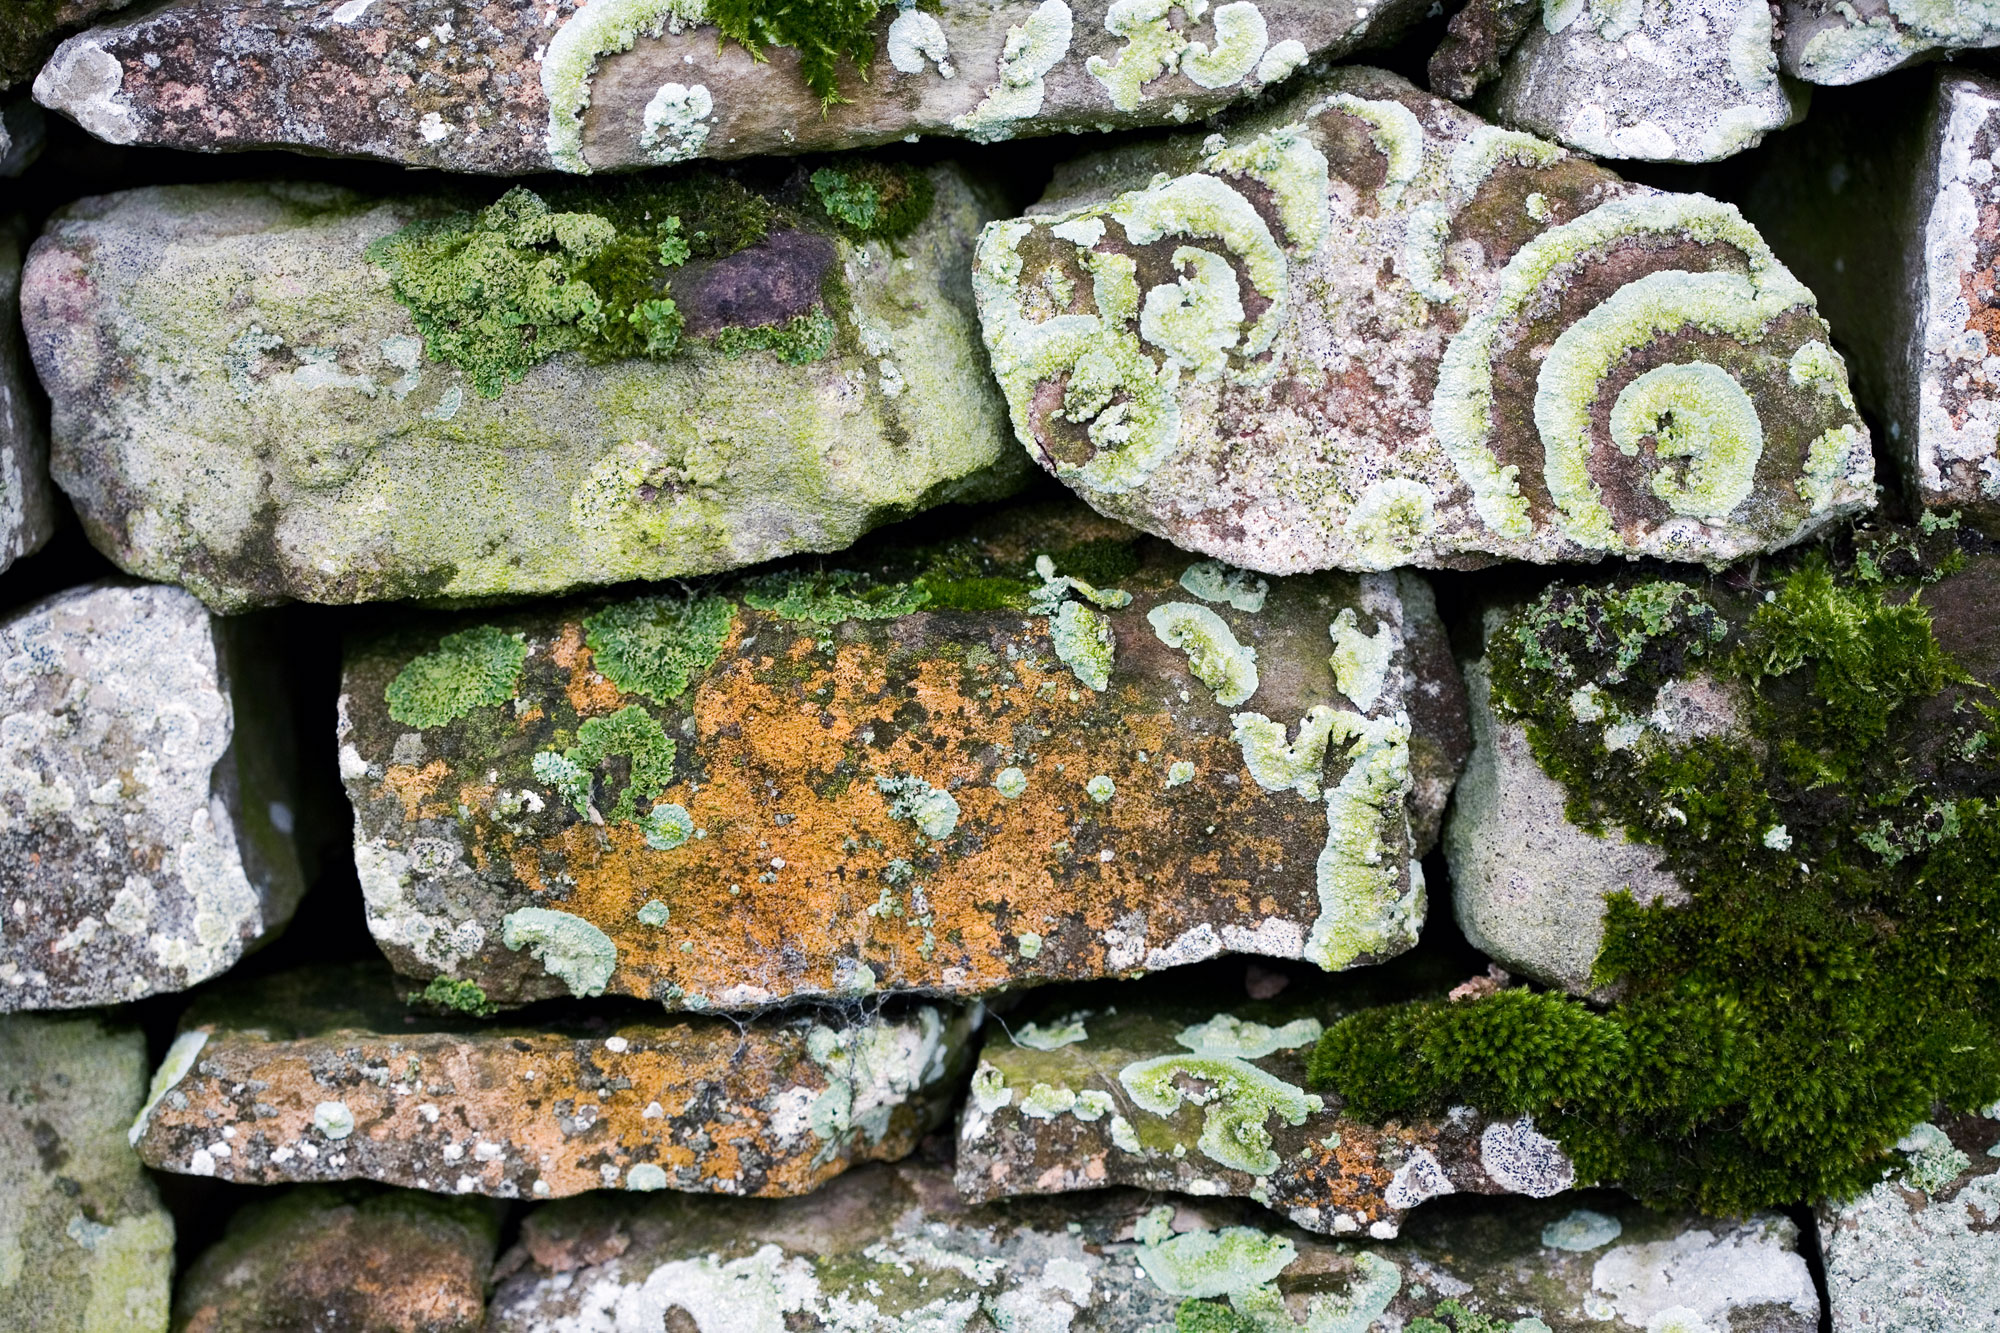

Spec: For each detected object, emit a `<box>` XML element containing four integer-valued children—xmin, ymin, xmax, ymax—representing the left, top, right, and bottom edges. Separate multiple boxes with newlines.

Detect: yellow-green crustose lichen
<box><xmin>1087</xmin><ymin>1</ymin><xmax>1299</xmax><ymax>113</ymax></box>
<box><xmin>501</xmin><ymin>907</ymin><xmax>620</xmax><ymax>996</ymax></box>
<box><xmin>384</xmin><ymin>625</ymin><xmax>528</xmax><ymax>728</ymax></box>
<box><xmin>1305</xmin><ymin>711</ymin><xmax>1417</xmax><ymax>970</ymax></box>
<box><xmin>1120</xmin><ymin>1052</ymin><xmax>1323</xmax><ymax>1175</ymax></box>
<box><xmin>953</xmin><ymin>0</ymin><xmax>1074</xmax><ymax>140</ymax></box>
<box><xmin>1150</xmin><ymin>602</ymin><xmax>1260</xmax><ymax>705</ymax></box>
<box><xmin>1032</xmin><ymin>553</ymin><xmax>1132</xmax><ymax>691</ymax></box>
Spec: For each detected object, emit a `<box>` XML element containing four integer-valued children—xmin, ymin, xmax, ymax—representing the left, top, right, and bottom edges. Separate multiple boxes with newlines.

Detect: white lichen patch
<box><xmin>1174</xmin><ymin>1013</ymin><xmax>1323</xmax><ymax>1058</ymax></box>
<box><xmin>501</xmin><ymin>907</ymin><xmax>618</xmax><ymax>997</ymax></box>
<box><xmin>638</xmin><ymin>81</ymin><xmax>713</xmax><ymax>163</ymax></box>
<box><xmin>1149</xmin><ymin>602</ymin><xmax>1259</xmax><ymax>705</ymax></box>
<box><xmin>540</xmin><ymin>0</ymin><xmax>706</xmax><ymax>172</ymax></box>
<box><xmin>1119</xmin><ymin>1053</ymin><xmax>1323</xmax><ymax>1174</ymax></box>
<box><xmin>954</xmin><ymin>0</ymin><xmax>1074</xmax><ymax>142</ymax></box>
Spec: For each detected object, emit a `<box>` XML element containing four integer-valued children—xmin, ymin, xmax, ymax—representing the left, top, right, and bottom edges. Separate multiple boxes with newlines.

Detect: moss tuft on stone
<box><xmin>707</xmin><ymin>0</ymin><xmax>899</xmax><ymax>107</ymax></box>
<box><xmin>384</xmin><ymin>625</ymin><xmax>528</xmax><ymax>729</ymax></box>
<box><xmin>742</xmin><ymin>568</ymin><xmax>931</xmax><ymax>623</ymax></box>
<box><xmin>810</xmin><ymin>161</ymin><xmax>937</xmax><ymax>241</ymax></box>
<box><xmin>406</xmin><ymin>976</ymin><xmax>497</xmax><ymax>1017</ymax></box>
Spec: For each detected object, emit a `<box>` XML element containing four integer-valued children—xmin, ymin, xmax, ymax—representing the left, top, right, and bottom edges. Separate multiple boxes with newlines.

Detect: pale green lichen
<box><xmin>1175</xmin><ymin>1013</ymin><xmax>1324</xmax><ymax>1058</ymax></box>
<box><xmin>1167</xmin><ymin>760</ymin><xmax>1197</xmax><ymax>786</ymax></box>
<box><xmin>129</xmin><ymin>1031</ymin><xmax>208</xmax><ymax>1146</ymax></box>
<box><xmin>876</xmin><ymin>774</ymin><xmax>961</xmax><ymax>840</ymax></box>
<box><xmin>1326</xmin><ymin>93</ymin><xmax>1426</xmax><ymax>206</ymax></box>
<box><xmin>1346</xmin><ymin>478</ymin><xmax>1438</xmax><ymax>569</ymax></box>
<box><xmin>1051</xmin><ymin>601</ymin><xmax>1118</xmax><ymax>691</ymax></box>
<box><xmin>1141</xmin><ymin>245</ymin><xmax>1249</xmax><ymax>383</ymax></box>
<box><xmin>1180</xmin><ymin>2</ymin><xmax>1269</xmax><ymax>90</ymax></box>
<box><xmin>1328</xmin><ymin>608</ymin><xmax>1395</xmax><ymax>712</ymax></box>
<box><xmin>1447</xmin><ymin>125</ymin><xmax>1567</xmax><ymax>196</ymax></box>
<box><xmin>1800</xmin><ymin>424</ymin><xmax>1863</xmax><ymax>512</ymax></box>
<box><xmin>1202</xmin><ymin>123</ymin><xmax>1330</xmax><ymax>257</ymax></box>
<box><xmin>1119</xmin><ymin>1053</ymin><xmax>1323</xmax><ymax>1174</ymax></box>
<box><xmin>1400</xmin><ymin>201</ymin><xmax>1457</xmax><ymax>305</ymax></box>
<box><xmin>640</xmin><ymin>801</ymin><xmax>695</xmax><ymax>850</ymax></box>
<box><xmin>626</xmin><ymin>1162</ymin><xmax>669</xmax><ymax>1190</ymax></box>
<box><xmin>1149</xmin><ymin>601</ymin><xmax>1259</xmax><ymax>705</ymax></box>
<box><xmin>1016</xmin><ymin>931</ymin><xmax>1043</xmax><ymax>958</ymax></box>
<box><xmin>1180</xmin><ymin>560</ymin><xmax>1268</xmax><ymax>612</ymax></box>
<box><xmin>1542</xmin><ymin>1208</ymin><xmax>1624</xmax><ymax>1251</ymax></box>
<box><xmin>582</xmin><ymin>593</ymin><xmax>735</xmax><ymax>704</ymax></box>
<box><xmin>1074</xmin><ymin>1089</ymin><xmax>1113</xmax><ymax>1120</ymax></box>
<box><xmin>1112</xmin><ymin>174</ymin><xmax>1290</xmax><ymax>359</ymax></box>
<box><xmin>970</xmin><ymin>1063</ymin><xmax>1012</xmax><ymax>1112</ymax></box>
<box><xmin>534</xmin><ymin>704</ymin><xmax>677</xmax><ymax>823</ymax></box>
<box><xmin>1231</xmin><ymin>706</ymin><xmax>1340</xmax><ymax>798</ymax></box>
<box><xmin>994</xmin><ymin>766</ymin><xmax>1029</xmax><ymax>798</ymax></box>
<box><xmin>638</xmin><ymin>81</ymin><xmax>712</xmax><ymax>164</ymax></box>
<box><xmin>1089</xmin><ymin>0</ymin><xmax>1189</xmax><ymax>111</ymax></box>
<box><xmin>384</xmin><ymin>625</ymin><xmax>527</xmax><ymax>729</ymax></box>
<box><xmin>1086</xmin><ymin>774</ymin><xmax>1117</xmax><ymax>802</ymax></box>
<box><xmin>1019</xmin><ymin>1083</ymin><xmax>1078</xmax><ymax>1119</ymax></box>
<box><xmin>1606</xmin><ymin>361</ymin><xmax>1764</xmax><ymax>520</ymax></box>
<box><xmin>1135</xmin><ymin>1221</ymin><xmax>1296</xmax><ymax>1297</ymax></box>
<box><xmin>1305</xmin><ymin>711</ymin><xmax>1417</xmax><ymax>971</ymax></box>
<box><xmin>953</xmin><ymin>0</ymin><xmax>1073</xmax><ymax>141</ymax></box>
<box><xmin>637</xmin><ymin>898</ymin><xmax>672</xmax><ymax>926</ymax></box>
<box><xmin>542</xmin><ymin>0</ymin><xmax>706</xmax><ymax>173</ymax></box>
<box><xmin>1031</xmin><ymin>553</ymin><xmax>1135</xmax><ymax>612</ymax></box>
<box><xmin>1788</xmin><ymin>339</ymin><xmax>1856</xmax><ymax>408</ymax></box>
<box><xmin>502</xmin><ymin>907</ymin><xmax>619</xmax><ymax>995</ymax></box>
<box><xmin>1255</xmin><ymin>37</ymin><xmax>1308</xmax><ymax>83</ymax></box>
<box><xmin>1898</xmin><ymin>1121</ymin><xmax>1973</xmax><ymax>1193</ymax></box>
<box><xmin>312</xmin><ymin>1100</ymin><xmax>355</xmax><ymax>1139</ymax></box>
<box><xmin>1014</xmin><ymin>1015</ymin><xmax>1089</xmax><ymax>1049</ymax></box>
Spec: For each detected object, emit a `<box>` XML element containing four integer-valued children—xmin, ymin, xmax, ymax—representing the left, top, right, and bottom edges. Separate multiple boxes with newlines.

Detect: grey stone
<box><xmin>0</xmin><ymin>97</ymin><xmax>45</xmax><ymax>175</ymax></box>
<box><xmin>1428</xmin><ymin>0</ymin><xmax>1539</xmax><ymax>101</ymax></box>
<box><xmin>488</xmin><ymin>1159</ymin><xmax>1819</xmax><ymax>1331</ymax></box>
<box><xmin>32</xmin><ymin>1</ymin><xmax>1423</xmax><ymax>174</ymax></box>
<box><xmin>0</xmin><ymin>582</ymin><xmax>303</xmax><ymax>1010</ymax></box>
<box><xmin>1489</xmin><ymin>0</ymin><xmax>1804</xmax><ymax>162</ymax></box>
<box><xmin>1</xmin><ymin>218</ymin><xmax>57</xmax><ymax>576</ymax></box>
<box><xmin>0</xmin><ymin>0</ymin><xmax>130</xmax><ymax>90</ymax></box>
<box><xmin>1779</xmin><ymin>0</ymin><xmax>2000</xmax><ymax>86</ymax></box>
<box><xmin>20</xmin><ymin>170</ymin><xmax>1022</xmax><ymax>611</ymax></box>
<box><xmin>1819</xmin><ymin>1110</ymin><xmax>2000</xmax><ymax>1332</ymax></box>
<box><xmin>0</xmin><ymin>1013</ymin><xmax>174</xmax><ymax>1333</ymax></box>
<box><xmin>972</xmin><ymin>66</ymin><xmax>1874</xmax><ymax>577</ymax></box>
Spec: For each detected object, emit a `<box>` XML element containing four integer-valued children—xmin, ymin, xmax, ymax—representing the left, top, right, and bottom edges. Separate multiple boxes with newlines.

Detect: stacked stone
<box><xmin>2</xmin><ymin>1</ymin><xmax>1996</xmax><ymax>1329</ymax></box>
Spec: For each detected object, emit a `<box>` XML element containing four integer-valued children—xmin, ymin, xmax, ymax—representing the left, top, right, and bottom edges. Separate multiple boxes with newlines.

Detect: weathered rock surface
<box><xmin>973</xmin><ymin>67</ymin><xmax>1873</xmax><ymax>576</ymax></box>
<box><xmin>0</xmin><ymin>1014</ymin><xmax>175</xmax><ymax>1332</ymax></box>
<box><xmin>340</xmin><ymin>503</ymin><xmax>1460</xmax><ymax>1010</ymax></box>
<box><xmin>0</xmin><ymin>0</ymin><xmax>129</xmax><ymax>89</ymax></box>
<box><xmin>1779</xmin><ymin>0</ymin><xmax>2000</xmax><ymax>86</ymax></box>
<box><xmin>1489</xmin><ymin>0</ymin><xmax>1803</xmax><ymax>162</ymax></box>
<box><xmin>130</xmin><ymin>963</ymin><xmax>974</xmax><ymax>1201</ymax></box>
<box><xmin>956</xmin><ymin>993</ymin><xmax>1580</xmax><ymax>1237</ymax></box>
<box><xmin>1819</xmin><ymin>1109</ymin><xmax>2000</xmax><ymax>1332</ymax></box>
<box><xmin>1429</xmin><ymin>0</ymin><xmax>1539</xmax><ymax>101</ymax></box>
<box><xmin>489</xmin><ymin>1158</ymin><xmax>1818</xmax><ymax>1332</ymax></box>
<box><xmin>2</xmin><ymin>218</ymin><xmax>56</xmax><ymax>575</ymax></box>
<box><xmin>0</xmin><ymin>582</ymin><xmax>303</xmax><ymax>1010</ymax></box>
<box><xmin>34</xmin><ymin>0</ymin><xmax>1421</xmax><ymax>174</ymax></box>
<box><xmin>21</xmin><ymin>168</ymin><xmax>1021</xmax><ymax>611</ymax></box>
<box><xmin>173</xmin><ymin>1185</ymin><xmax>501</xmax><ymax>1333</ymax></box>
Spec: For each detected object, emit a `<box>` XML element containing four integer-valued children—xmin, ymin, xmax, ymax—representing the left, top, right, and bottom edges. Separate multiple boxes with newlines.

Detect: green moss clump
<box><xmin>1175</xmin><ymin>1301</ymin><xmax>1259</xmax><ymax>1333</ymax></box>
<box><xmin>709</xmin><ymin>308</ymin><xmax>837</xmax><ymax>364</ymax></box>
<box><xmin>535</xmin><ymin>705</ymin><xmax>677</xmax><ymax>824</ymax></box>
<box><xmin>742</xmin><ymin>569</ymin><xmax>931</xmax><ymax>623</ymax></box>
<box><xmin>708</xmin><ymin>0</ymin><xmax>898</xmax><ymax>106</ymax></box>
<box><xmin>1053</xmin><ymin>537</ymin><xmax>1142</xmax><ymax>589</ymax></box>
<box><xmin>1310</xmin><ymin>535</ymin><xmax>2000</xmax><ymax>1212</ymax></box>
<box><xmin>406</xmin><ymin>976</ymin><xmax>497</xmax><ymax>1017</ymax></box>
<box><xmin>583</xmin><ymin>594</ymin><xmax>737</xmax><ymax>704</ymax></box>
<box><xmin>810</xmin><ymin>163</ymin><xmax>936</xmax><ymax>241</ymax></box>
<box><xmin>384</xmin><ymin>625</ymin><xmax>528</xmax><ymax>729</ymax></box>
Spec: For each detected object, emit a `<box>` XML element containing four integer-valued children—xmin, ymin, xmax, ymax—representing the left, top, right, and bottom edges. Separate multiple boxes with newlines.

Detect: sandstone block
<box><xmin>21</xmin><ymin>167</ymin><xmax>1020</xmax><ymax>611</ymax></box>
<box><xmin>339</xmin><ymin>504</ymin><xmax>1462</xmax><ymax>1010</ymax></box>
<box><xmin>0</xmin><ymin>582</ymin><xmax>303</xmax><ymax>1009</ymax></box>
<box><xmin>1779</xmin><ymin>0</ymin><xmax>2000</xmax><ymax>86</ymax></box>
<box><xmin>0</xmin><ymin>1014</ymin><xmax>174</xmax><ymax>1333</ymax></box>
<box><xmin>129</xmin><ymin>963</ymin><xmax>974</xmax><ymax>1201</ymax></box>
<box><xmin>973</xmin><ymin>67</ymin><xmax>1873</xmax><ymax>574</ymax></box>
<box><xmin>33</xmin><ymin>0</ymin><xmax>1421</xmax><ymax>173</ymax></box>
<box><xmin>1</xmin><ymin>218</ymin><xmax>56</xmax><ymax>575</ymax></box>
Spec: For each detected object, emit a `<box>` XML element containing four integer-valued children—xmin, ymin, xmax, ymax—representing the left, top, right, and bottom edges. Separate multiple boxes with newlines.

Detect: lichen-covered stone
<box><xmin>1778</xmin><ymin>0</ymin><xmax>2000</xmax><ymax>86</ymax></box>
<box><xmin>0</xmin><ymin>1014</ymin><xmax>174</xmax><ymax>1333</ymax></box>
<box><xmin>1</xmin><ymin>218</ymin><xmax>56</xmax><ymax>574</ymax></box>
<box><xmin>956</xmin><ymin>993</ymin><xmax>1580</xmax><ymax>1237</ymax></box>
<box><xmin>487</xmin><ymin>1158</ymin><xmax>1818</xmax><ymax>1331</ymax></box>
<box><xmin>32</xmin><ymin>1</ymin><xmax>1423</xmax><ymax>174</ymax></box>
<box><xmin>1428</xmin><ymin>0</ymin><xmax>1538</xmax><ymax>101</ymax></box>
<box><xmin>173</xmin><ymin>1185</ymin><xmax>500</xmax><ymax>1333</ymax></box>
<box><xmin>1489</xmin><ymin>0</ymin><xmax>1804</xmax><ymax>162</ymax></box>
<box><xmin>129</xmin><ymin>962</ymin><xmax>973</xmax><ymax>1201</ymax></box>
<box><xmin>20</xmin><ymin>168</ymin><xmax>1020</xmax><ymax>611</ymax></box>
<box><xmin>973</xmin><ymin>66</ymin><xmax>1873</xmax><ymax>575</ymax></box>
<box><xmin>0</xmin><ymin>0</ymin><xmax>129</xmax><ymax>89</ymax></box>
<box><xmin>339</xmin><ymin>503</ymin><xmax>1462</xmax><ymax>1010</ymax></box>
<box><xmin>0</xmin><ymin>582</ymin><xmax>303</xmax><ymax>1009</ymax></box>
<box><xmin>1819</xmin><ymin>1109</ymin><xmax>2000</xmax><ymax>1332</ymax></box>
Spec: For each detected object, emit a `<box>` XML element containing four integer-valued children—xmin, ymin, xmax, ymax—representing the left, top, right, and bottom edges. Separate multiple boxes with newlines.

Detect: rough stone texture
<box><xmin>1819</xmin><ymin>1108</ymin><xmax>2000</xmax><ymax>1332</ymax></box>
<box><xmin>0</xmin><ymin>1014</ymin><xmax>175</xmax><ymax>1332</ymax></box>
<box><xmin>173</xmin><ymin>1185</ymin><xmax>501</xmax><ymax>1333</ymax></box>
<box><xmin>340</xmin><ymin>503</ymin><xmax>1461</xmax><ymax>1010</ymax></box>
<box><xmin>973</xmin><ymin>67</ymin><xmax>1874</xmax><ymax>577</ymax></box>
<box><xmin>32</xmin><ymin>1</ymin><xmax>1424</xmax><ymax>174</ymax></box>
<box><xmin>0</xmin><ymin>0</ymin><xmax>130</xmax><ymax>89</ymax></box>
<box><xmin>1489</xmin><ymin>0</ymin><xmax>1804</xmax><ymax>162</ymax></box>
<box><xmin>0</xmin><ymin>582</ymin><xmax>303</xmax><ymax>1010</ymax></box>
<box><xmin>956</xmin><ymin>992</ymin><xmax>1581</xmax><ymax>1238</ymax></box>
<box><xmin>1779</xmin><ymin>0</ymin><xmax>2000</xmax><ymax>86</ymax></box>
<box><xmin>1</xmin><ymin>97</ymin><xmax>45</xmax><ymax>175</ymax></box>
<box><xmin>1</xmin><ymin>218</ymin><xmax>57</xmax><ymax>576</ymax></box>
<box><xmin>488</xmin><ymin>1158</ymin><xmax>1817</xmax><ymax>1332</ymax></box>
<box><xmin>1429</xmin><ymin>0</ymin><xmax>1538</xmax><ymax>101</ymax></box>
<box><xmin>130</xmin><ymin>963</ymin><xmax>974</xmax><ymax>1201</ymax></box>
<box><xmin>20</xmin><ymin>169</ymin><xmax>1022</xmax><ymax>612</ymax></box>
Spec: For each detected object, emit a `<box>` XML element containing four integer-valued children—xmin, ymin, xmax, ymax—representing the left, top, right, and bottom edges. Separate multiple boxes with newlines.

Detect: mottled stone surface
<box><xmin>130</xmin><ymin>963</ymin><xmax>974</xmax><ymax>1201</ymax></box>
<box><xmin>0</xmin><ymin>0</ymin><xmax>129</xmax><ymax>89</ymax></box>
<box><xmin>1</xmin><ymin>218</ymin><xmax>56</xmax><ymax>575</ymax></box>
<box><xmin>0</xmin><ymin>582</ymin><xmax>303</xmax><ymax>1010</ymax></box>
<box><xmin>957</xmin><ymin>993</ymin><xmax>1579</xmax><ymax>1237</ymax></box>
<box><xmin>340</xmin><ymin>503</ymin><xmax>1459</xmax><ymax>1010</ymax></box>
<box><xmin>21</xmin><ymin>169</ymin><xmax>1020</xmax><ymax>612</ymax></box>
<box><xmin>488</xmin><ymin>1158</ymin><xmax>1817</xmax><ymax>1332</ymax></box>
<box><xmin>1779</xmin><ymin>0</ymin><xmax>2000</xmax><ymax>86</ymax></box>
<box><xmin>974</xmin><ymin>67</ymin><xmax>1873</xmax><ymax>576</ymax></box>
<box><xmin>0</xmin><ymin>1014</ymin><xmax>174</xmax><ymax>1332</ymax></box>
<box><xmin>1819</xmin><ymin>1109</ymin><xmax>2000</xmax><ymax>1332</ymax></box>
<box><xmin>1428</xmin><ymin>0</ymin><xmax>1537</xmax><ymax>101</ymax></box>
<box><xmin>33</xmin><ymin>0</ymin><xmax>1422</xmax><ymax>174</ymax></box>
<box><xmin>173</xmin><ymin>1185</ymin><xmax>500</xmax><ymax>1333</ymax></box>
<box><xmin>1490</xmin><ymin>0</ymin><xmax>1803</xmax><ymax>162</ymax></box>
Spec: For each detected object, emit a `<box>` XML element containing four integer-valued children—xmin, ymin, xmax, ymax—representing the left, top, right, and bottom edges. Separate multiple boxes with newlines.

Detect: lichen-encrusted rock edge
<box><xmin>0</xmin><ymin>218</ymin><xmax>56</xmax><ymax>575</ymax></box>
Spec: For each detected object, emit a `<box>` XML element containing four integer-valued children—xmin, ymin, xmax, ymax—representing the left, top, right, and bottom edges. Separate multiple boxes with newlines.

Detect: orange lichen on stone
<box><xmin>380</xmin><ymin>761</ymin><xmax>448</xmax><ymax>822</ymax></box>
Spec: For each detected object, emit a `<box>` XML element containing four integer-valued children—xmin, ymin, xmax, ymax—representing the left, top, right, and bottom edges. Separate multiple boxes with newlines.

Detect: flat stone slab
<box><xmin>1819</xmin><ymin>1109</ymin><xmax>2000</xmax><ymax>1332</ymax></box>
<box><xmin>129</xmin><ymin>963</ymin><xmax>974</xmax><ymax>1201</ymax></box>
<box><xmin>0</xmin><ymin>1014</ymin><xmax>175</xmax><ymax>1333</ymax></box>
<box><xmin>21</xmin><ymin>168</ymin><xmax>1019</xmax><ymax>611</ymax></box>
<box><xmin>0</xmin><ymin>582</ymin><xmax>303</xmax><ymax>1010</ymax></box>
<box><xmin>1779</xmin><ymin>0</ymin><xmax>2000</xmax><ymax>86</ymax></box>
<box><xmin>173</xmin><ymin>1185</ymin><xmax>500</xmax><ymax>1333</ymax></box>
<box><xmin>973</xmin><ymin>66</ymin><xmax>1873</xmax><ymax>574</ymax></box>
<box><xmin>1</xmin><ymin>218</ymin><xmax>56</xmax><ymax>574</ymax></box>
<box><xmin>0</xmin><ymin>0</ymin><xmax>128</xmax><ymax>89</ymax></box>
<box><xmin>1489</xmin><ymin>0</ymin><xmax>1802</xmax><ymax>162</ymax></box>
<box><xmin>340</xmin><ymin>503</ymin><xmax>1459</xmax><ymax>1010</ymax></box>
<box><xmin>34</xmin><ymin>0</ymin><xmax>1422</xmax><ymax>174</ymax></box>
<box><xmin>956</xmin><ymin>993</ymin><xmax>1579</xmax><ymax>1237</ymax></box>
<box><xmin>488</xmin><ymin>1158</ymin><xmax>1819</xmax><ymax>1332</ymax></box>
